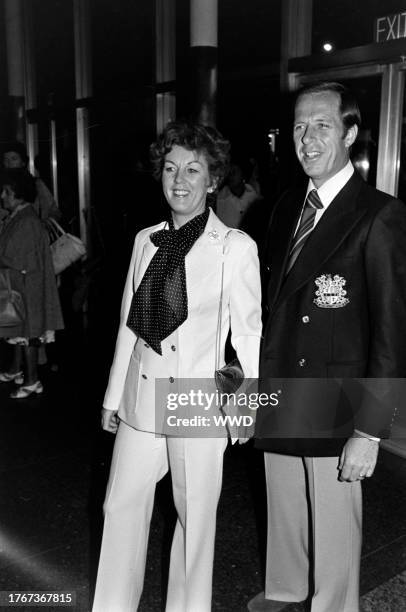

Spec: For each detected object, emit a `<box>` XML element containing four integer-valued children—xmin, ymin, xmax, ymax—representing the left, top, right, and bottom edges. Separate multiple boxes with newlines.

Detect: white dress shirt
<box><xmin>300</xmin><ymin>160</ymin><xmax>355</xmax><ymax>230</ymax></box>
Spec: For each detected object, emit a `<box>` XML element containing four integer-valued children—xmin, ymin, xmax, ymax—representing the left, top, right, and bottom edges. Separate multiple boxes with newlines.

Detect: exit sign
<box><xmin>375</xmin><ymin>12</ymin><xmax>406</xmax><ymax>42</ymax></box>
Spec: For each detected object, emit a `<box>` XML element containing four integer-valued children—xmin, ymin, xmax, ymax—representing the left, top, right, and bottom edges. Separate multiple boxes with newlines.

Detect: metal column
<box><xmin>280</xmin><ymin>0</ymin><xmax>313</xmax><ymax>93</ymax></box>
<box><xmin>22</xmin><ymin>0</ymin><xmax>38</xmax><ymax>173</ymax></box>
<box><xmin>4</xmin><ymin>0</ymin><xmax>38</xmax><ymax>168</ymax></box>
<box><xmin>4</xmin><ymin>0</ymin><xmax>25</xmax><ymax>142</ymax></box>
<box><xmin>156</xmin><ymin>0</ymin><xmax>176</xmax><ymax>134</ymax></box>
<box><xmin>377</xmin><ymin>64</ymin><xmax>404</xmax><ymax>196</ymax></box>
<box><xmin>73</xmin><ymin>0</ymin><xmax>92</xmax><ymax>253</ymax></box>
<box><xmin>190</xmin><ymin>0</ymin><xmax>218</xmax><ymax>126</ymax></box>
<box><xmin>49</xmin><ymin>101</ymin><xmax>59</xmax><ymax>204</ymax></box>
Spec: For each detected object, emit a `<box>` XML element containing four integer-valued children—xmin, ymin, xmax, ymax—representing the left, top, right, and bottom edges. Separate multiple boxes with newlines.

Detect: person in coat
<box><xmin>92</xmin><ymin>121</ymin><xmax>262</xmax><ymax>612</ymax></box>
<box><xmin>249</xmin><ymin>82</ymin><xmax>406</xmax><ymax>612</ymax></box>
<box><xmin>0</xmin><ymin>169</ymin><xmax>64</xmax><ymax>398</ymax></box>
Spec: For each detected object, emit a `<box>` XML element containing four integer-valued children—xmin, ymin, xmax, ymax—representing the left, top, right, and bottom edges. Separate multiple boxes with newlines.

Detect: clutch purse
<box><xmin>215</xmin><ymin>356</ymin><xmax>244</xmax><ymax>396</ymax></box>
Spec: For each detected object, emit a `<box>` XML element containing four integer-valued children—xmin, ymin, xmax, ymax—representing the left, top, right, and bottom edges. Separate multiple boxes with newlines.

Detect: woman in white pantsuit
<box><xmin>92</xmin><ymin>122</ymin><xmax>262</xmax><ymax>612</ymax></box>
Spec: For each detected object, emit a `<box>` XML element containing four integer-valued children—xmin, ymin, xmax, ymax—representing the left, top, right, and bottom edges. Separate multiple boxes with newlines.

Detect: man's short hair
<box><xmin>296</xmin><ymin>82</ymin><xmax>361</xmax><ymax>134</ymax></box>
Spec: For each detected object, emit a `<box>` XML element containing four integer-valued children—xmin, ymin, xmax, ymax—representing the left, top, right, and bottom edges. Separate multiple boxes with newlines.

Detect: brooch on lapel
<box><xmin>313</xmin><ymin>274</ymin><xmax>349</xmax><ymax>308</ymax></box>
<box><xmin>208</xmin><ymin>229</ymin><xmax>220</xmax><ymax>241</ymax></box>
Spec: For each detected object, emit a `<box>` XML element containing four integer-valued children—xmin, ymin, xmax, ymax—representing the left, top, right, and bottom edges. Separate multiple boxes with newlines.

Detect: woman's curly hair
<box><xmin>150</xmin><ymin>121</ymin><xmax>230</xmax><ymax>193</ymax></box>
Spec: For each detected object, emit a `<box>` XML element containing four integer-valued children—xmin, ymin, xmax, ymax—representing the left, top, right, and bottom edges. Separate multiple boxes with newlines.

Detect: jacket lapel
<box><xmin>266</xmin><ymin>187</ymin><xmax>306</xmax><ymax>310</ymax></box>
<box><xmin>186</xmin><ymin>208</ymin><xmax>227</xmax><ymax>292</ymax></box>
<box><xmin>271</xmin><ymin>173</ymin><xmax>366</xmax><ymax>313</ymax></box>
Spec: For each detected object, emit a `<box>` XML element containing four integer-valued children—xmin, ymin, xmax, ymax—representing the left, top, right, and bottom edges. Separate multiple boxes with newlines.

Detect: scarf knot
<box><xmin>126</xmin><ymin>207</ymin><xmax>210</xmax><ymax>354</ymax></box>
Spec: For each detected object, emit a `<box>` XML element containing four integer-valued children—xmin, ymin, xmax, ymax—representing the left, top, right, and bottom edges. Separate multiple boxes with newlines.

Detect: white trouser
<box><xmin>264</xmin><ymin>453</ymin><xmax>362</xmax><ymax>612</ymax></box>
<box><xmin>92</xmin><ymin>422</ymin><xmax>227</xmax><ymax>612</ymax></box>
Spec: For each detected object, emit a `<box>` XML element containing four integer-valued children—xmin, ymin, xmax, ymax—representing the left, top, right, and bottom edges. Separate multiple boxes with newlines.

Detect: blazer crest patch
<box><xmin>314</xmin><ymin>274</ymin><xmax>349</xmax><ymax>309</ymax></box>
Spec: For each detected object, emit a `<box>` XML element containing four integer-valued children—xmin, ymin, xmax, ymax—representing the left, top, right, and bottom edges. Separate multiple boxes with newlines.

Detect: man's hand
<box><xmin>101</xmin><ymin>408</ymin><xmax>119</xmax><ymax>434</ymax></box>
<box><xmin>338</xmin><ymin>436</ymin><xmax>379</xmax><ymax>482</ymax></box>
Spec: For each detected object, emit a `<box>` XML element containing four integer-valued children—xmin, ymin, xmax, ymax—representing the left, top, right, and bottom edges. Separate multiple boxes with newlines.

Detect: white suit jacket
<box><xmin>103</xmin><ymin>208</ymin><xmax>262</xmax><ymax>433</ymax></box>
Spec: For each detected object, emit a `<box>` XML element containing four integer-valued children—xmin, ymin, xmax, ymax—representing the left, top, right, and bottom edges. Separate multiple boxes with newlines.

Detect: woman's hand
<box><xmin>101</xmin><ymin>408</ymin><xmax>119</xmax><ymax>434</ymax></box>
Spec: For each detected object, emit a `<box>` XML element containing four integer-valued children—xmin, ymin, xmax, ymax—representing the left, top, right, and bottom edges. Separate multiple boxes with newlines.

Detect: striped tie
<box><xmin>285</xmin><ymin>189</ymin><xmax>323</xmax><ymax>274</ymax></box>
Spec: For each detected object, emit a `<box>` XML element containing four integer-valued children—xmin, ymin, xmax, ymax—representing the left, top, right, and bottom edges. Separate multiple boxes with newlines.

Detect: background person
<box><xmin>216</xmin><ymin>158</ymin><xmax>261</xmax><ymax>229</ymax></box>
<box><xmin>3</xmin><ymin>141</ymin><xmax>60</xmax><ymax>221</ymax></box>
<box><xmin>92</xmin><ymin>121</ymin><xmax>262</xmax><ymax>612</ymax></box>
<box><xmin>0</xmin><ymin>169</ymin><xmax>64</xmax><ymax>398</ymax></box>
<box><xmin>251</xmin><ymin>82</ymin><xmax>406</xmax><ymax>612</ymax></box>
<box><xmin>3</xmin><ymin>142</ymin><xmax>63</xmax><ymax>372</ymax></box>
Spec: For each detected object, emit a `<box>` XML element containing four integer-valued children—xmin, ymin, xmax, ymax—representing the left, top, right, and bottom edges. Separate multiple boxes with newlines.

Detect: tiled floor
<box><xmin>0</xmin><ymin>333</ymin><xmax>405</xmax><ymax>612</ymax></box>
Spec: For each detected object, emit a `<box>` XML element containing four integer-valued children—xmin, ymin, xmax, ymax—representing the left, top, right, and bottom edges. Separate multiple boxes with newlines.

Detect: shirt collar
<box><xmin>306</xmin><ymin>161</ymin><xmax>354</xmax><ymax>210</ymax></box>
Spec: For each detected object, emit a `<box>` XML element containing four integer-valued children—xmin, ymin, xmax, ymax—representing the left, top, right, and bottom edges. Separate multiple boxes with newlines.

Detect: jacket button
<box><xmin>142</xmin><ymin>374</ymin><xmax>147</xmax><ymax>379</ymax></box>
<box><xmin>171</xmin><ymin>345</ymin><xmax>176</xmax><ymax>351</ymax></box>
<box><xmin>298</xmin><ymin>359</ymin><xmax>306</xmax><ymax>367</ymax></box>
<box><xmin>302</xmin><ymin>316</ymin><xmax>310</xmax><ymax>323</ymax></box>
<box><xmin>169</xmin><ymin>376</ymin><xmax>175</xmax><ymax>383</ymax></box>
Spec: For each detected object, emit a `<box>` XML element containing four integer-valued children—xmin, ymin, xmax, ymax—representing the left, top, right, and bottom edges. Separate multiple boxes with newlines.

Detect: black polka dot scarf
<box><xmin>126</xmin><ymin>207</ymin><xmax>210</xmax><ymax>355</ymax></box>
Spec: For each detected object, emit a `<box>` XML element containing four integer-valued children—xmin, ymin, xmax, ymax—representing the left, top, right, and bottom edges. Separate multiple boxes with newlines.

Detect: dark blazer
<box><xmin>255</xmin><ymin>171</ymin><xmax>406</xmax><ymax>456</ymax></box>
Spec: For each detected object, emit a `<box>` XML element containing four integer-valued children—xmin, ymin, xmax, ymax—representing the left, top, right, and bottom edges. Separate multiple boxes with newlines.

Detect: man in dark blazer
<box><xmin>249</xmin><ymin>82</ymin><xmax>406</xmax><ymax>612</ymax></box>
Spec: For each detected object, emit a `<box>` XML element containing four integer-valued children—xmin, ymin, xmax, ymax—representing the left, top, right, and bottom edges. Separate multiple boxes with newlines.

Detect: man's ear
<box><xmin>344</xmin><ymin>124</ymin><xmax>358</xmax><ymax>148</ymax></box>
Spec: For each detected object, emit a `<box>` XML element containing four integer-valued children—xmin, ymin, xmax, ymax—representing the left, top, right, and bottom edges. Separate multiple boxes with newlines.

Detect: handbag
<box><xmin>214</xmin><ymin>232</ymin><xmax>244</xmax><ymax>407</ymax></box>
<box><xmin>46</xmin><ymin>218</ymin><xmax>86</xmax><ymax>274</ymax></box>
<box><xmin>0</xmin><ymin>269</ymin><xmax>25</xmax><ymax>328</ymax></box>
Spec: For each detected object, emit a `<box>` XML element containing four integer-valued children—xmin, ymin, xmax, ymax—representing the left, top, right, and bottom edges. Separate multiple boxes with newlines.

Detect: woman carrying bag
<box><xmin>92</xmin><ymin>122</ymin><xmax>262</xmax><ymax>612</ymax></box>
<box><xmin>0</xmin><ymin>169</ymin><xmax>64</xmax><ymax>398</ymax></box>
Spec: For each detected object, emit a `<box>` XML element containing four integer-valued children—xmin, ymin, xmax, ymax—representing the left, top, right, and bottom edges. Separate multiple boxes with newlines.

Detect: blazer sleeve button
<box><xmin>298</xmin><ymin>358</ymin><xmax>306</xmax><ymax>367</ymax></box>
<box><xmin>302</xmin><ymin>316</ymin><xmax>310</xmax><ymax>323</ymax></box>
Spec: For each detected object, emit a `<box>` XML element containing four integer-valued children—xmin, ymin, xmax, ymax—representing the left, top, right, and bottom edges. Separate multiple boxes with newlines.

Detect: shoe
<box><xmin>10</xmin><ymin>381</ymin><xmax>44</xmax><ymax>399</ymax></box>
<box><xmin>247</xmin><ymin>592</ymin><xmax>291</xmax><ymax>612</ymax></box>
<box><xmin>0</xmin><ymin>371</ymin><xmax>24</xmax><ymax>384</ymax></box>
